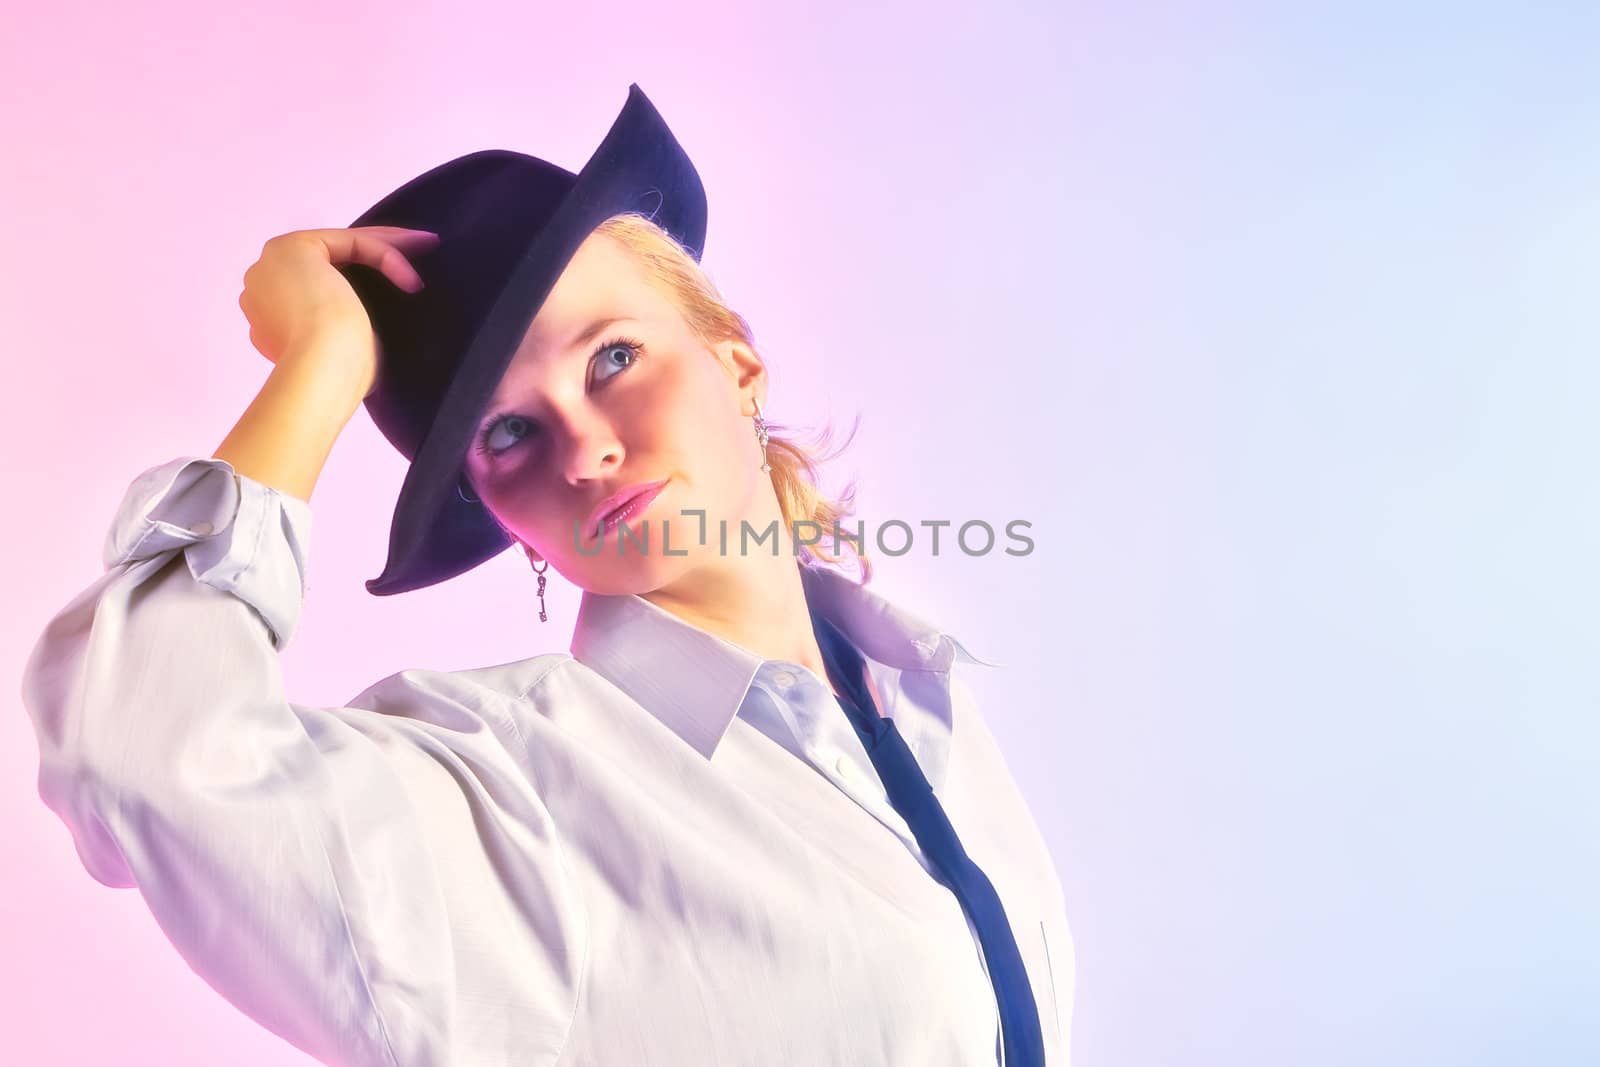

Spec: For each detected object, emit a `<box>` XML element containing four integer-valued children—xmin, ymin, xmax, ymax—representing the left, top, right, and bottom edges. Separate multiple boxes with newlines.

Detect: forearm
<box><xmin>212</xmin><ymin>342</ymin><xmax>367</xmax><ymax>504</ymax></box>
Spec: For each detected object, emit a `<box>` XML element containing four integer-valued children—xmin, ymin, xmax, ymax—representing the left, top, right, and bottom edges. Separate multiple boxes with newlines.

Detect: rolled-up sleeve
<box><xmin>100</xmin><ymin>456</ymin><xmax>310</xmax><ymax>650</ymax></box>
<box><xmin>20</xmin><ymin>457</ymin><xmax>580</xmax><ymax>1067</ymax></box>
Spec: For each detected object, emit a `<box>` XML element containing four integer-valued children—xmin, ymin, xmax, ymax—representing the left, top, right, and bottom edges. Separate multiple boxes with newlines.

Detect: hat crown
<box><xmin>339</xmin><ymin>151</ymin><xmax>577</xmax><ymax>461</ymax></box>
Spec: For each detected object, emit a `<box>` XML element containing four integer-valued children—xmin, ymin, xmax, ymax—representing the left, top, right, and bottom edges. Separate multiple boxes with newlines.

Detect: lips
<box><xmin>588</xmin><ymin>479</ymin><xmax>669</xmax><ymax>538</ymax></box>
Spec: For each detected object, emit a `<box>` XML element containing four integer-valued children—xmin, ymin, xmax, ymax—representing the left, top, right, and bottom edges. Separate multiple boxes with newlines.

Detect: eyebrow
<box><xmin>568</xmin><ymin>315</ymin><xmax>631</xmax><ymax>353</ymax></box>
<box><xmin>480</xmin><ymin>315</ymin><xmax>633</xmax><ymax>420</ymax></box>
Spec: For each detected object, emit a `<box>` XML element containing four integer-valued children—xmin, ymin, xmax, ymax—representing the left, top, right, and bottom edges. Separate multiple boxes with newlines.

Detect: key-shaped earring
<box><xmin>752</xmin><ymin>397</ymin><xmax>771</xmax><ymax>473</ymax></box>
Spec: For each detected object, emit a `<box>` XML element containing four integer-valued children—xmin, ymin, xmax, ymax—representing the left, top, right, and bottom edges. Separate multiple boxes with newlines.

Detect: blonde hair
<box><xmin>502</xmin><ymin>210</ymin><xmax>874</xmax><ymax>581</ymax></box>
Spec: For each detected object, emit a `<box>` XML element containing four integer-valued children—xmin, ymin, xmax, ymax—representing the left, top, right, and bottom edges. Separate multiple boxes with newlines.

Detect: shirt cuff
<box><xmin>101</xmin><ymin>456</ymin><xmax>314</xmax><ymax>650</ymax></box>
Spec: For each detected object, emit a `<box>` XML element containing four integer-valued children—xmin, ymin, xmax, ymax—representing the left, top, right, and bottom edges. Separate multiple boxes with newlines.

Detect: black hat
<box><xmin>337</xmin><ymin>83</ymin><xmax>708</xmax><ymax>596</ymax></box>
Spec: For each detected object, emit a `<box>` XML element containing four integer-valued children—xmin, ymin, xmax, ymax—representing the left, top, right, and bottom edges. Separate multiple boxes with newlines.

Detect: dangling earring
<box><xmin>752</xmin><ymin>396</ymin><xmax>772</xmax><ymax>473</ymax></box>
<box><xmin>458</xmin><ymin>479</ymin><xmax>480</xmax><ymax>504</ymax></box>
<box><xmin>525</xmin><ymin>547</ymin><xmax>550</xmax><ymax>623</ymax></box>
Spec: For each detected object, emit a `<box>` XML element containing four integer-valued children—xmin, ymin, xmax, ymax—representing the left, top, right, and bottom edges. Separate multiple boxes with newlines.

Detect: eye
<box><xmin>591</xmin><ymin>336</ymin><xmax>644</xmax><ymax>385</ymax></box>
<box><xmin>473</xmin><ymin>335</ymin><xmax>645</xmax><ymax>459</ymax></box>
<box><xmin>475</xmin><ymin>413</ymin><xmax>534</xmax><ymax>458</ymax></box>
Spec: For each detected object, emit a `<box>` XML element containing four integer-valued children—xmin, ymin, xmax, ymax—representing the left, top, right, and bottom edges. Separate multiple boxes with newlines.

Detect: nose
<box><xmin>555</xmin><ymin>410</ymin><xmax>624</xmax><ymax>486</ymax></box>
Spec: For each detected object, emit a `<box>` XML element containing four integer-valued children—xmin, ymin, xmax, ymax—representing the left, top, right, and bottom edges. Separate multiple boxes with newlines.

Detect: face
<box><xmin>461</xmin><ymin>228</ymin><xmax>772</xmax><ymax>597</ymax></box>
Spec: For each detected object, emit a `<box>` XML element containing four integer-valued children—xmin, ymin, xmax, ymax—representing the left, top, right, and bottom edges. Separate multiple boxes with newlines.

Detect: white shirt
<box><xmin>22</xmin><ymin>456</ymin><xmax>1075</xmax><ymax>1067</ymax></box>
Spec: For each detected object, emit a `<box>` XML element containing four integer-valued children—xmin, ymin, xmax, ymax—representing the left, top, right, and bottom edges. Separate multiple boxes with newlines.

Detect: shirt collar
<box><xmin>568</xmin><ymin>561</ymin><xmax>999</xmax><ymax>760</ymax></box>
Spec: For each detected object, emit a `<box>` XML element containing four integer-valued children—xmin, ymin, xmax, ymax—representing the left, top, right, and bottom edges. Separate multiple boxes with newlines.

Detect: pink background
<box><xmin>5</xmin><ymin>2</ymin><xmax>1597</xmax><ymax>1064</ymax></box>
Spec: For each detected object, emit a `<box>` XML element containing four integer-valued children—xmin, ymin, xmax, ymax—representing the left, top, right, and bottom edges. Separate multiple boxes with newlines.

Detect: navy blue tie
<box><xmin>810</xmin><ymin>606</ymin><xmax>1046</xmax><ymax>1066</ymax></box>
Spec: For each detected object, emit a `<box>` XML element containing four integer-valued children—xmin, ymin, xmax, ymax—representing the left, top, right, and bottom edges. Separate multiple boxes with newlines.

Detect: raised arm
<box><xmin>18</xmin><ymin>228</ymin><xmax>582</xmax><ymax>1067</ymax></box>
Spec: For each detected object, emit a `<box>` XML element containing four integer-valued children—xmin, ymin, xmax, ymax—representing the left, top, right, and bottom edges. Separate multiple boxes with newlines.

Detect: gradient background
<box><xmin>4</xmin><ymin>2</ymin><xmax>1596</xmax><ymax>1064</ymax></box>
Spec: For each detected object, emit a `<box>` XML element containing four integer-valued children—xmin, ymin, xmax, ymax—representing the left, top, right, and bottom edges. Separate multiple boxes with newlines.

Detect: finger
<box><xmin>324</xmin><ymin>231</ymin><xmax>430</xmax><ymax>293</ymax></box>
<box><xmin>369</xmin><ymin>232</ymin><xmax>440</xmax><ymax>292</ymax></box>
<box><xmin>354</xmin><ymin>225</ymin><xmax>440</xmax><ymax>244</ymax></box>
<box><xmin>363</xmin><ymin>240</ymin><xmax>427</xmax><ymax>293</ymax></box>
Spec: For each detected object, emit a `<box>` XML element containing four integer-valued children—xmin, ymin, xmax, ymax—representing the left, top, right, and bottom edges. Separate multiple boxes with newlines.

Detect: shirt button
<box><xmin>771</xmin><ymin>669</ymin><xmax>797</xmax><ymax>687</ymax></box>
<box><xmin>834</xmin><ymin>753</ymin><xmax>855</xmax><ymax>780</ymax></box>
<box><xmin>190</xmin><ymin>520</ymin><xmax>214</xmax><ymax>535</ymax></box>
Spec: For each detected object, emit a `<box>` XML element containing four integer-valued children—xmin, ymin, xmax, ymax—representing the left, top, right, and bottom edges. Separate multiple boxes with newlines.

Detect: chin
<box><xmin>567</xmin><ymin>551</ymin><xmax>697</xmax><ymax>598</ymax></box>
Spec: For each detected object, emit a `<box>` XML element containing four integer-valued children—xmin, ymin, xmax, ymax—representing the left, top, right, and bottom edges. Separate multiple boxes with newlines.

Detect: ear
<box><xmin>522</xmin><ymin>543</ymin><xmax>546</xmax><ymax>567</ymax></box>
<box><xmin>712</xmin><ymin>338</ymin><xmax>767</xmax><ymax>410</ymax></box>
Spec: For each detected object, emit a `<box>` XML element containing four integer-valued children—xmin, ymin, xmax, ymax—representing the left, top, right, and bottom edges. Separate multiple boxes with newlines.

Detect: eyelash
<box><xmin>473</xmin><ymin>335</ymin><xmax>645</xmax><ymax>458</ymax></box>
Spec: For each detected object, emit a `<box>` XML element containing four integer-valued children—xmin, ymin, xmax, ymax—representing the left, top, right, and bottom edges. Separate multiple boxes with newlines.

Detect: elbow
<box><xmin>35</xmin><ymin>752</ymin><xmax>138</xmax><ymax>889</ymax></box>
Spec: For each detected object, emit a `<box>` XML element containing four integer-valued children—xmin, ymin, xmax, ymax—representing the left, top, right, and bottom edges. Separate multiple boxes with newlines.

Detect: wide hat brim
<box><xmin>348</xmin><ymin>83</ymin><xmax>707</xmax><ymax>596</ymax></box>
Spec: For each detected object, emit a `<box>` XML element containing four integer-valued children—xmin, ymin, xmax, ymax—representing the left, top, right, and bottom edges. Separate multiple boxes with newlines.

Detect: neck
<box><xmin>640</xmin><ymin>509</ymin><xmax>831</xmax><ymax>688</ymax></box>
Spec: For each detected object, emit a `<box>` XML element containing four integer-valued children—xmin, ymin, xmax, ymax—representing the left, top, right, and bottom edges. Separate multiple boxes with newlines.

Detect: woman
<box><xmin>21</xmin><ymin>84</ymin><xmax>1073</xmax><ymax>1066</ymax></box>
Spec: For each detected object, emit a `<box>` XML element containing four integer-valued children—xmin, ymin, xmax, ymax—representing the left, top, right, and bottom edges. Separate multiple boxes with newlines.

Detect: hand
<box><xmin>237</xmin><ymin>225</ymin><xmax>440</xmax><ymax>399</ymax></box>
